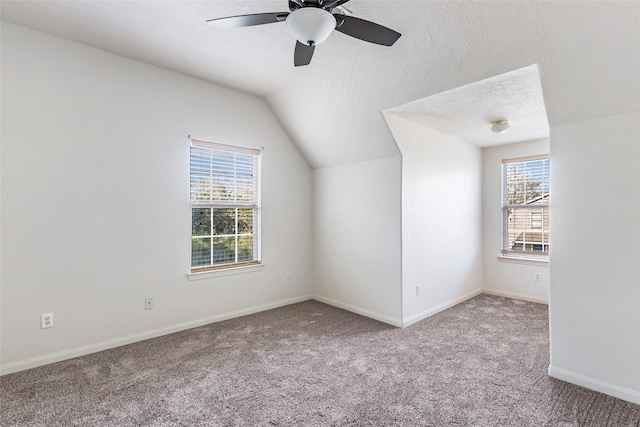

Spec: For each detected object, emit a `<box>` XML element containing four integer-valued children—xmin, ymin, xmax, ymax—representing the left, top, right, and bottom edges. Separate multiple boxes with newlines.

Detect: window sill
<box><xmin>186</xmin><ymin>263</ymin><xmax>264</xmax><ymax>281</ymax></box>
<box><xmin>498</xmin><ymin>255</ymin><xmax>548</xmax><ymax>266</ymax></box>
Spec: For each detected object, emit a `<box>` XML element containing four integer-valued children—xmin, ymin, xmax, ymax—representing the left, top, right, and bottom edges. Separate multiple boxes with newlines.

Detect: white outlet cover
<box><xmin>41</xmin><ymin>313</ymin><xmax>53</xmax><ymax>328</ymax></box>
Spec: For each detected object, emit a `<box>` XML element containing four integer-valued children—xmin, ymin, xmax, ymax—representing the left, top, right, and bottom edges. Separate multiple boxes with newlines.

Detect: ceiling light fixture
<box><xmin>491</xmin><ymin>119</ymin><xmax>510</xmax><ymax>133</ymax></box>
<box><xmin>207</xmin><ymin>1</ymin><xmax>401</xmax><ymax>67</ymax></box>
<box><xmin>286</xmin><ymin>7</ymin><xmax>336</xmax><ymax>47</ymax></box>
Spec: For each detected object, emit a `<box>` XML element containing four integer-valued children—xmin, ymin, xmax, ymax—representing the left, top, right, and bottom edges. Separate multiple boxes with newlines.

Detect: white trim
<box><xmin>402</xmin><ymin>289</ymin><xmax>482</xmax><ymax>328</ymax></box>
<box><xmin>312</xmin><ymin>295</ymin><xmax>403</xmax><ymax>328</ymax></box>
<box><xmin>482</xmin><ymin>288</ymin><xmax>548</xmax><ymax>305</ymax></box>
<box><xmin>502</xmin><ymin>153</ymin><xmax>549</xmax><ymax>164</ymax></box>
<box><xmin>187</xmin><ymin>263</ymin><xmax>264</xmax><ymax>280</ymax></box>
<box><xmin>548</xmin><ymin>365</ymin><xmax>640</xmax><ymax>405</ymax></box>
<box><xmin>498</xmin><ymin>255</ymin><xmax>549</xmax><ymax>266</ymax></box>
<box><xmin>0</xmin><ymin>295</ymin><xmax>312</xmax><ymax>376</ymax></box>
<box><xmin>190</xmin><ymin>138</ymin><xmax>261</xmax><ymax>155</ymax></box>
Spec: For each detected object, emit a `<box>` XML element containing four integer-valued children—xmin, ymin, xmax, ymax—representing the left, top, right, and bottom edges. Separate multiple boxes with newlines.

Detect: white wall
<box><xmin>549</xmin><ymin>111</ymin><xmax>640</xmax><ymax>404</ymax></box>
<box><xmin>384</xmin><ymin>114</ymin><xmax>483</xmax><ymax>325</ymax></box>
<box><xmin>312</xmin><ymin>157</ymin><xmax>403</xmax><ymax>326</ymax></box>
<box><xmin>482</xmin><ymin>139</ymin><xmax>550</xmax><ymax>303</ymax></box>
<box><xmin>0</xmin><ymin>23</ymin><xmax>313</xmax><ymax>372</ymax></box>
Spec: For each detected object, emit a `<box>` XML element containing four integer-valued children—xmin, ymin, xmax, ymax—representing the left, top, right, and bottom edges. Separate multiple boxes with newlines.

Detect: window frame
<box><xmin>501</xmin><ymin>154</ymin><xmax>550</xmax><ymax>259</ymax></box>
<box><xmin>189</xmin><ymin>139</ymin><xmax>262</xmax><ymax>274</ymax></box>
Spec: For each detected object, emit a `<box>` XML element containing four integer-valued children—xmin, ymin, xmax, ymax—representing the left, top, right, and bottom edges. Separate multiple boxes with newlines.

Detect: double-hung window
<box><xmin>190</xmin><ymin>139</ymin><xmax>261</xmax><ymax>272</ymax></box>
<box><xmin>502</xmin><ymin>155</ymin><xmax>550</xmax><ymax>256</ymax></box>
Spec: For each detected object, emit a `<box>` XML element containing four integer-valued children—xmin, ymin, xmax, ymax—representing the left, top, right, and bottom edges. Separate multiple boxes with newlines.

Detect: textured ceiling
<box><xmin>386</xmin><ymin>64</ymin><xmax>549</xmax><ymax>148</ymax></box>
<box><xmin>2</xmin><ymin>1</ymin><xmax>639</xmax><ymax>168</ymax></box>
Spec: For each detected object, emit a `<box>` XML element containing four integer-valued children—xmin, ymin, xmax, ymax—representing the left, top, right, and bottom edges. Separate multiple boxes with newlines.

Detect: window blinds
<box><xmin>190</xmin><ymin>139</ymin><xmax>261</xmax><ymax>208</ymax></box>
<box><xmin>502</xmin><ymin>155</ymin><xmax>550</xmax><ymax>207</ymax></box>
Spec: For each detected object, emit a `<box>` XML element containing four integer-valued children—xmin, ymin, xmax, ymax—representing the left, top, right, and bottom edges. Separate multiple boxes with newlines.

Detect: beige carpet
<box><xmin>1</xmin><ymin>294</ymin><xmax>639</xmax><ymax>426</ymax></box>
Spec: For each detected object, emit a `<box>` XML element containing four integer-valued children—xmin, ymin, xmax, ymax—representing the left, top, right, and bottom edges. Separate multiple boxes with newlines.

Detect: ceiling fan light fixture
<box><xmin>287</xmin><ymin>7</ymin><xmax>336</xmax><ymax>46</ymax></box>
<box><xmin>491</xmin><ymin>119</ymin><xmax>510</xmax><ymax>133</ymax></box>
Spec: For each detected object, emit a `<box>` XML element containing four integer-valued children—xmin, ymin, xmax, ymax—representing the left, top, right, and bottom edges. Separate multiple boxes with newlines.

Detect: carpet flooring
<box><xmin>1</xmin><ymin>294</ymin><xmax>639</xmax><ymax>426</ymax></box>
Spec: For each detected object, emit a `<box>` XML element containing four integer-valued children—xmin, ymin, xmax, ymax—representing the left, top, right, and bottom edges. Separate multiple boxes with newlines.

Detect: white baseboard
<box><xmin>548</xmin><ymin>365</ymin><xmax>640</xmax><ymax>405</ymax></box>
<box><xmin>402</xmin><ymin>289</ymin><xmax>482</xmax><ymax>328</ymax></box>
<box><xmin>312</xmin><ymin>295</ymin><xmax>403</xmax><ymax>327</ymax></box>
<box><xmin>482</xmin><ymin>288</ymin><xmax>548</xmax><ymax>305</ymax></box>
<box><xmin>0</xmin><ymin>295</ymin><xmax>313</xmax><ymax>376</ymax></box>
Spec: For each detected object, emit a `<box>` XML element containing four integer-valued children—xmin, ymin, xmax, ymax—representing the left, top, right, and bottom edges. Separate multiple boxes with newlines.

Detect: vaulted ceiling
<box><xmin>2</xmin><ymin>1</ymin><xmax>639</xmax><ymax>168</ymax></box>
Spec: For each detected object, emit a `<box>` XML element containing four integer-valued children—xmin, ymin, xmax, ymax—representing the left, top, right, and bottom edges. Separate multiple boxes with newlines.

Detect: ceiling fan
<box><xmin>206</xmin><ymin>0</ymin><xmax>401</xmax><ymax>67</ymax></box>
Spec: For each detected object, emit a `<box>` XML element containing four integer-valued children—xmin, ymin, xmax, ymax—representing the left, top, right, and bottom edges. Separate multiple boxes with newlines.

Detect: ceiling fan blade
<box><xmin>323</xmin><ymin>0</ymin><xmax>351</xmax><ymax>9</ymax></box>
<box><xmin>206</xmin><ymin>12</ymin><xmax>289</xmax><ymax>29</ymax></box>
<box><xmin>294</xmin><ymin>41</ymin><xmax>315</xmax><ymax>67</ymax></box>
<box><xmin>333</xmin><ymin>14</ymin><xmax>401</xmax><ymax>46</ymax></box>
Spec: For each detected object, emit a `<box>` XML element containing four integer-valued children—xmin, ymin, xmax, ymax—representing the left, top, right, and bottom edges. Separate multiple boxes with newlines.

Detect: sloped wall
<box><xmin>1</xmin><ymin>22</ymin><xmax>313</xmax><ymax>372</ymax></box>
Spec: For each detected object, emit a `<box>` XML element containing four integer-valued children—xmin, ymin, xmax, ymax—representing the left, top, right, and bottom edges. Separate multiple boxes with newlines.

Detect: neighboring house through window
<box><xmin>502</xmin><ymin>155</ymin><xmax>550</xmax><ymax>256</ymax></box>
<box><xmin>190</xmin><ymin>139</ymin><xmax>261</xmax><ymax>271</ymax></box>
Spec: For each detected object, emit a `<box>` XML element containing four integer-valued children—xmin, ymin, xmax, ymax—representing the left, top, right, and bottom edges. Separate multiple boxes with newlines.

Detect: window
<box><xmin>190</xmin><ymin>139</ymin><xmax>261</xmax><ymax>272</ymax></box>
<box><xmin>502</xmin><ymin>155</ymin><xmax>550</xmax><ymax>256</ymax></box>
<box><xmin>530</xmin><ymin>212</ymin><xmax>543</xmax><ymax>229</ymax></box>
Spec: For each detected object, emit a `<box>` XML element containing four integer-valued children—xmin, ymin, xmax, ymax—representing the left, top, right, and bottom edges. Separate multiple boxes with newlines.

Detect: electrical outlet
<box><xmin>41</xmin><ymin>313</ymin><xmax>53</xmax><ymax>329</ymax></box>
<box><xmin>534</xmin><ymin>273</ymin><xmax>541</xmax><ymax>282</ymax></box>
<box><xmin>416</xmin><ymin>284</ymin><xmax>421</xmax><ymax>296</ymax></box>
<box><xmin>285</xmin><ymin>273</ymin><xmax>291</xmax><ymax>284</ymax></box>
<box><xmin>145</xmin><ymin>298</ymin><xmax>154</xmax><ymax>310</ymax></box>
